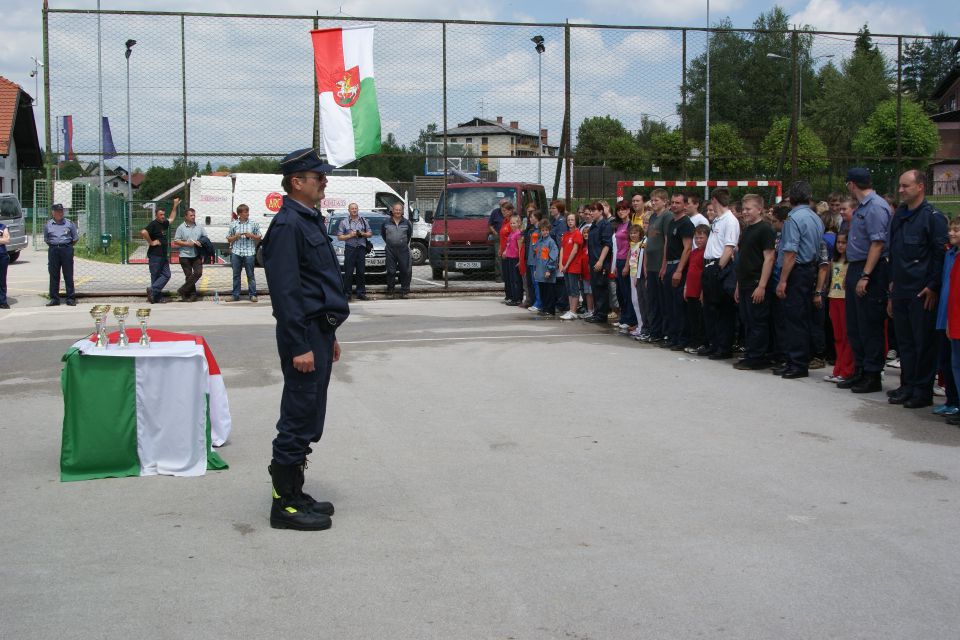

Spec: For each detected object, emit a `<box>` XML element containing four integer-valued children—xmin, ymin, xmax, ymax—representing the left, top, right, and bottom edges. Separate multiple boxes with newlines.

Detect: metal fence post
<box><xmin>42</xmin><ymin>1</ymin><xmax>52</xmax><ymax>211</ymax></box>
<box><xmin>180</xmin><ymin>14</ymin><xmax>189</xmax><ymax>201</ymax></box>
<box><xmin>896</xmin><ymin>35</ymin><xmax>903</xmax><ymax>177</ymax></box>
<box><xmin>790</xmin><ymin>29</ymin><xmax>799</xmax><ymax>182</ymax></box>
<box><xmin>313</xmin><ymin>16</ymin><xmax>321</xmax><ymax>149</ymax></box>
<box><xmin>442</xmin><ymin>21</ymin><xmax>448</xmax><ymax>289</ymax></box>
<box><xmin>564</xmin><ymin>21</ymin><xmax>571</xmax><ymax>203</ymax></box>
<box><xmin>681</xmin><ymin>29</ymin><xmax>687</xmax><ymax>180</ymax></box>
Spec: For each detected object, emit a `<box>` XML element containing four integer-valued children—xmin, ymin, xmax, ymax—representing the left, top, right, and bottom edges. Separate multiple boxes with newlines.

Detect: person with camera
<box><xmin>336</xmin><ymin>202</ymin><xmax>372</xmax><ymax>300</ymax></box>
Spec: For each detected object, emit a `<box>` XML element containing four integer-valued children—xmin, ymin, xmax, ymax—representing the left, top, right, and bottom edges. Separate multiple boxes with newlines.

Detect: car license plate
<box><xmin>455</xmin><ymin>261</ymin><xmax>481</xmax><ymax>269</ymax></box>
<box><xmin>368</xmin><ymin>257</ymin><xmax>385</xmax><ymax>266</ymax></box>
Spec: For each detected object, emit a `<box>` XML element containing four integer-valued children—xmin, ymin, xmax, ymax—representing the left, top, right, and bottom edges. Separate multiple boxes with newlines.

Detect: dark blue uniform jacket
<box><xmin>889</xmin><ymin>199</ymin><xmax>947</xmax><ymax>300</ymax></box>
<box><xmin>262</xmin><ymin>196</ymin><xmax>350</xmax><ymax>355</ymax></box>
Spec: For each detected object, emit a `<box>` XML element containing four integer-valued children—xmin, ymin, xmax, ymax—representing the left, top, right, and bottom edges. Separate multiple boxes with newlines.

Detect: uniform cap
<box><xmin>846</xmin><ymin>167</ymin><xmax>871</xmax><ymax>184</ymax></box>
<box><xmin>279</xmin><ymin>148</ymin><xmax>336</xmax><ymax>176</ymax></box>
<box><xmin>51</xmin><ymin>203</ymin><xmax>64</xmax><ymax>212</ymax></box>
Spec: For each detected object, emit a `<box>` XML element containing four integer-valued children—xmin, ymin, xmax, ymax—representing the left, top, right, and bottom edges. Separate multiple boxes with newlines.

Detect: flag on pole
<box><xmin>102</xmin><ymin>116</ymin><xmax>117</xmax><ymax>159</ymax></box>
<box><xmin>60</xmin><ymin>330</ymin><xmax>231</xmax><ymax>482</ymax></box>
<box><xmin>311</xmin><ymin>25</ymin><xmax>381</xmax><ymax>167</ymax></box>
<box><xmin>61</xmin><ymin>115</ymin><xmax>75</xmax><ymax>161</ymax></box>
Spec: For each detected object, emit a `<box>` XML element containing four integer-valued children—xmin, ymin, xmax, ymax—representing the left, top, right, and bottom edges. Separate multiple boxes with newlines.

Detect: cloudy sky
<box><xmin>1</xmin><ymin>0</ymin><xmax>954</xmax><ymax>167</ymax></box>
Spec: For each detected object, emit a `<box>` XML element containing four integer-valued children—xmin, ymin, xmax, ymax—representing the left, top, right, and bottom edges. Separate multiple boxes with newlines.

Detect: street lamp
<box><xmin>766</xmin><ymin>52</ymin><xmax>834</xmax><ymax>122</ymax></box>
<box><xmin>531</xmin><ymin>35</ymin><xmax>545</xmax><ymax>184</ymax></box>
<box><xmin>29</xmin><ymin>57</ymin><xmax>44</xmax><ymax>106</ymax></box>
<box><xmin>123</xmin><ymin>40</ymin><xmax>137</xmax><ymax>208</ymax></box>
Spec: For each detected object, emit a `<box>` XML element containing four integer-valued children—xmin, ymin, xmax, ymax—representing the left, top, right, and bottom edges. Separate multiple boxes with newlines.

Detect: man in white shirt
<box><xmin>700</xmin><ymin>188</ymin><xmax>741</xmax><ymax>359</ymax></box>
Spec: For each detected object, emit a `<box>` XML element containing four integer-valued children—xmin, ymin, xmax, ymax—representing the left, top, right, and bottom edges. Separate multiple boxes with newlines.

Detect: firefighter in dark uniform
<box><xmin>261</xmin><ymin>148</ymin><xmax>350</xmax><ymax>531</ymax></box>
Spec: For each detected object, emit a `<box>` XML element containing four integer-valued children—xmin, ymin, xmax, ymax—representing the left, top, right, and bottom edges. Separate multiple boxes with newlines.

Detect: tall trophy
<box><xmin>113</xmin><ymin>306</ymin><xmax>130</xmax><ymax>347</ymax></box>
<box><xmin>89</xmin><ymin>304</ymin><xmax>111</xmax><ymax>348</ymax></box>
<box><xmin>136</xmin><ymin>308</ymin><xmax>151</xmax><ymax>347</ymax></box>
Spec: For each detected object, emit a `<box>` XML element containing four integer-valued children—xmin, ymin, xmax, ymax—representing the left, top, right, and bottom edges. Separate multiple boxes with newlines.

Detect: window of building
<box><xmin>465</xmin><ymin>137</ymin><xmax>472</xmax><ymax>143</ymax></box>
<box><xmin>482</xmin><ymin>137</ymin><xmax>488</xmax><ymax>144</ymax></box>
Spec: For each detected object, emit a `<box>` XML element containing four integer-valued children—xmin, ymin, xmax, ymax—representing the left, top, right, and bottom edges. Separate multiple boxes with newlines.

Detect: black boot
<box><xmin>269</xmin><ymin>463</ymin><xmax>332</xmax><ymax>531</ymax></box>
<box><xmin>851</xmin><ymin>371</ymin><xmax>882</xmax><ymax>394</ymax></box>
<box><xmin>293</xmin><ymin>461</ymin><xmax>335</xmax><ymax>516</ymax></box>
<box><xmin>836</xmin><ymin>367</ymin><xmax>864</xmax><ymax>390</ymax></box>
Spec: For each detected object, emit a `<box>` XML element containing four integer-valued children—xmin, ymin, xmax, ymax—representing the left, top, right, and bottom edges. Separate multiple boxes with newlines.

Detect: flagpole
<box><xmin>97</xmin><ymin>0</ymin><xmax>105</xmax><ymax>236</ymax></box>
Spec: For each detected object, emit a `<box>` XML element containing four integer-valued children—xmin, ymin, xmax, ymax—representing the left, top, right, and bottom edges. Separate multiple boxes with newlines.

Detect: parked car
<box><xmin>327</xmin><ymin>211</ymin><xmax>388</xmax><ymax>276</ymax></box>
<box><xmin>0</xmin><ymin>193</ymin><xmax>29</xmax><ymax>262</ymax></box>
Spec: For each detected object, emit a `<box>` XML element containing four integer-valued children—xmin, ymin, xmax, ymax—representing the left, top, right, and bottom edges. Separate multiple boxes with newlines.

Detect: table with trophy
<box><xmin>59</xmin><ymin>305</ymin><xmax>231</xmax><ymax>482</ymax></box>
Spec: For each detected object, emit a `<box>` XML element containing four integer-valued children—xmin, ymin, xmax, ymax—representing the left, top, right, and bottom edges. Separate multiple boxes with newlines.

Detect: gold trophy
<box><xmin>89</xmin><ymin>305</ymin><xmax>111</xmax><ymax>348</ymax></box>
<box><xmin>113</xmin><ymin>306</ymin><xmax>130</xmax><ymax>347</ymax></box>
<box><xmin>136</xmin><ymin>308</ymin><xmax>151</xmax><ymax>347</ymax></box>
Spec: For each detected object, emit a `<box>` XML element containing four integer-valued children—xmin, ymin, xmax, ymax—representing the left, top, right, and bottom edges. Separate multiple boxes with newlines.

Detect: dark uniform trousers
<box><xmin>892</xmin><ymin>295</ymin><xmax>938</xmax><ymax>401</ymax></box>
<box><xmin>738</xmin><ymin>280</ymin><xmax>772</xmax><ymax>362</ymax></box>
<box><xmin>845</xmin><ymin>260</ymin><xmax>889</xmax><ymax>373</ymax></box>
<box><xmin>273</xmin><ymin>320</ymin><xmax>336</xmax><ymax>466</ymax></box>
<box><xmin>702</xmin><ymin>262</ymin><xmax>736</xmax><ymax>353</ymax></box>
<box><xmin>591</xmin><ymin>265</ymin><xmax>611</xmax><ymax>320</ymax></box>
<box><xmin>782</xmin><ymin>262</ymin><xmax>815</xmax><ymax>370</ymax></box>
<box><xmin>385</xmin><ymin>244</ymin><xmax>412</xmax><ymax>293</ymax></box>
<box><xmin>663</xmin><ymin>262</ymin><xmax>686</xmax><ymax>345</ymax></box>
<box><xmin>644</xmin><ymin>270</ymin><xmax>664</xmax><ymax>338</ymax></box>
<box><xmin>48</xmin><ymin>244</ymin><xmax>75</xmax><ymax>302</ymax></box>
<box><xmin>178</xmin><ymin>255</ymin><xmax>203</xmax><ymax>297</ymax></box>
<box><xmin>343</xmin><ymin>244</ymin><xmax>366</xmax><ymax>295</ymax></box>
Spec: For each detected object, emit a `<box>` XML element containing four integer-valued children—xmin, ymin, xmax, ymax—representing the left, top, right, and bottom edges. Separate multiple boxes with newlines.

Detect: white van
<box><xmin>192</xmin><ymin>173</ymin><xmax>430</xmax><ymax>265</ymax></box>
<box><xmin>0</xmin><ymin>193</ymin><xmax>29</xmax><ymax>262</ymax></box>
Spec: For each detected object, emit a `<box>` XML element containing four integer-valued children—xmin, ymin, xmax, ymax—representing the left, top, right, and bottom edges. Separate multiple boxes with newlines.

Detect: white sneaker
<box><xmin>528</xmin><ymin>306</ymin><xmax>539</xmax><ymax>312</ymax></box>
<box><xmin>823</xmin><ymin>374</ymin><xmax>841</xmax><ymax>382</ymax></box>
<box><xmin>935</xmin><ymin>385</ymin><xmax>947</xmax><ymax>397</ymax></box>
<box><xmin>560</xmin><ymin>311</ymin><xmax>577</xmax><ymax>320</ymax></box>
<box><xmin>886</xmin><ymin>349</ymin><xmax>898</xmax><ymax>360</ymax></box>
<box><xmin>578</xmin><ymin>311</ymin><xmax>593</xmax><ymax>319</ymax></box>
<box><xmin>887</xmin><ymin>358</ymin><xmax>901</xmax><ymax>369</ymax></box>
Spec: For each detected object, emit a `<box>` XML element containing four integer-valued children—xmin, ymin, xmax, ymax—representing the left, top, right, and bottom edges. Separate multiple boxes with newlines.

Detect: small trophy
<box><xmin>113</xmin><ymin>306</ymin><xmax>130</xmax><ymax>347</ymax></box>
<box><xmin>97</xmin><ymin>305</ymin><xmax>111</xmax><ymax>347</ymax></box>
<box><xmin>136</xmin><ymin>308</ymin><xmax>151</xmax><ymax>347</ymax></box>
<box><xmin>88</xmin><ymin>306</ymin><xmax>100</xmax><ymax>343</ymax></box>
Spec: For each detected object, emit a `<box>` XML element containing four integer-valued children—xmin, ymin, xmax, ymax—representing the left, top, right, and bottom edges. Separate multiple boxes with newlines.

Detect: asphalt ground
<box><xmin>2</xmin><ymin>295</ymin><xmax>960</xmax><ymax>639</ymax></box>
<box><xmin>5</xmin><ymin>245</ymin><xmax>499</xmax><ymax>297</ymax></box>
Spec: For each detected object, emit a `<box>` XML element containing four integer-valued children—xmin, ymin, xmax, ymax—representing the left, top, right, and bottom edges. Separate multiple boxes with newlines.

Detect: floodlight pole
<box><xmin>125</xmin><ymin>39</ymin><xmax>136</xmax><ymax>264</ymax></box>
<box><xmin>704</xmin><ymin>0</ymin><xmax>710</xmax><ymax>200</ymax></box>
<box><xmin>97</xmin><ymin>0</ymin><xmax>105</xmax><ymax>235</ymax></box>
<box><xmin>532</xmin><ymin>35</ymin><xmax>545</xmax><ymax>184</ymax></box>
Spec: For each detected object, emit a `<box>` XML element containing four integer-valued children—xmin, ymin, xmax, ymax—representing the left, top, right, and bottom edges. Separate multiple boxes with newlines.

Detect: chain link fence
<box><xmin>36</xmin><ymin>7</ymin><xmax>959</xmax><ymax>296</ymax></box>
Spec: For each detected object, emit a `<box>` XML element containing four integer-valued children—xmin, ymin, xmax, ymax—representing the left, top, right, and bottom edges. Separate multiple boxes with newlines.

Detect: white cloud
<box><xmin>579</xmin><ymin>0</ymin><xmax>743</xmax><ymax>23</ymax></box>
<box><xmin>792</xmin><ymin>0</ymin><xmax>928</xmax><ymax>35</ymax></box>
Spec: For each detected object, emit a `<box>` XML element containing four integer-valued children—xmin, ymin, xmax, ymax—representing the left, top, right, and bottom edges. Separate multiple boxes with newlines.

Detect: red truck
<box><xmin>426</xmin><ymin>181</ymin><xmax>547</xmax><ymax>280</ymax></box>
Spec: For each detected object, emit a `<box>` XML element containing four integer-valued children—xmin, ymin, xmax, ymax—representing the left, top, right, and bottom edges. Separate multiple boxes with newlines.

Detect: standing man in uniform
<box><xmin>382</xmin><ymin>202</ymin><xmax>413</xmax><ymax>298</ymax></box>
<box><xmin>838</xmin><ymin>168</ymin><xmax>891</xmax><ymax>394</ymax></box>
<box><xmin>227</xmin><ymin>204</ymin><xmax>261</xmax><ymax>302</ymax></box>
<box><xmin>172</xmin><ymin>207</ymin><xmax>205</xmax><ymax>302</ymax></box>
<box><xmin>773</xmin><ymin>182</ymin><xmax>824</xmax><ymax>379</ymax></box>
<box><xmin>585</xmin><ymin>203</ymin><xmax>613</xmax><ymax>324</ymax></box>
<box><xmin>701</xmin><ymin>188</ymin><xmax>741</xmax><ymax>359</ymax></box>
<box><xmin>262</xmin><ymin>148</ymin><xmax>348</xmax><ymax>532</ymax></box>
<box><xmin>336</xmin><ymin>202</ymin><xmax>371</xmax><ymax>300</ymax></box>
<box><xmin>44</xmin><ymin>203</ymin><xmax>78</xmax><ymax>306</ymax></box>
<box><xmin>886</xmin><ymin>169</ymin><xmax>947</xmax><ymax>408</ymax></box>
<box><xmin>141</xmin><ymin>198</ymin><xmax>179</xmax><ymax>304</ymax></box>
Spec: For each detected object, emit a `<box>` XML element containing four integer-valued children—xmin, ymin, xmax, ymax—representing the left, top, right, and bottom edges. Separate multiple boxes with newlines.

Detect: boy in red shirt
<box><xmin>683</xmin><ymin>224</ymin><xmax>710</xmax><ymax>354</ymax></box>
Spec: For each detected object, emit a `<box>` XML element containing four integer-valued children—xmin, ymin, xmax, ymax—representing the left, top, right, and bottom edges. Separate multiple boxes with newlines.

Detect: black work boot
<box><xmin>836</xmin><ymin>367</ymin><xmax>864</xmax><ymax>390</ymax></box>
<box><xmin>293</xmin><ymin>461</ymin><xmax>335</xmax><ymax>516</ymax></box>
<box><xmin>851</xmin><ymin>371</ymin><xmax>883</xmax><ymax>394</ymax></box>
<box><xmin>269</xmin><ymin>463</ymin><xmax>332</xmax><ymax>531</ymax></box>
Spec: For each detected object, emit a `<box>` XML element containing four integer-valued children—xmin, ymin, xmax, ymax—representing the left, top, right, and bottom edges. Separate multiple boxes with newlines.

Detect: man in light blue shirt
<box><xmin>228</xmin><ymin>204</ymin><xmax>261</xmax><ymax>302</ymax></box>
<box><xmin>172</xmin><ymin>207</ymin><xmax>206</xmax><ymax>302</ymax></box>
<box><xmin>774</xmin><ymin>182</ymin><xmax>824</xmax><ymax>379</ymax></box>
<box><xmin>44</xmin><ymin>203</ymin><xmax>78</xmax><ymax>306</ymax></box>
<box><xmin>838</xmin><ymin>167</ymin><xmax>892</xmax><ymax>394</ymax></box>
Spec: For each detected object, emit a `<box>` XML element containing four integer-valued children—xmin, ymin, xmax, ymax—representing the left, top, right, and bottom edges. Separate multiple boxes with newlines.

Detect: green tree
<box><xmin>902</xmin><ymin>33</ymin><xmax>959</xmax><ymax>113</ymax></box>
<box><xmin>58</xmin><ymin>160</ymin><xmax>84</xmax><ymax>180</ymax></box>
<box><xmin>760</xmin><ymin>116</ymin><xmax>829</xmax><ymax>177</ymax></box>
<box><xmin>806</xmin><ymin>26</ymin><xmax>893</xmax><ymax>156</ymax></box>
<box><xmin>852</xmin><ymin>98</ymin><xmax>940</xmax><ymax>159</ymax></box>
<box><xmin>574</xmin><ymin>115</ymin><xmax>631</xmax><ymax>165</ymax></box>
<box><xmin>606</xmin><ymin>135</ymin><xmax>645</xmax><ymax>175</ymax></box>
<box><xmin>409</xmin><ymin>123</ymin><xmax>438</xmax><ymax>156</ymax></box>
<box><xmin>230</xmin><ymin>157</ymin><xmax>281</xmax><ymax>173</ymax></box>
<box><xmin>706</xmin><ymin>123</ymin><xmax>752</xmax><ymax>177</ymax></box>
<box><xmin>138</xmin><ymin>158</ymin><xmax>199</xmax><ymax>201</ymax></box>
<box><xmin>651</xmin><ymin>130</ymin><xmax>692</xmax><ymax>177</ymax></box>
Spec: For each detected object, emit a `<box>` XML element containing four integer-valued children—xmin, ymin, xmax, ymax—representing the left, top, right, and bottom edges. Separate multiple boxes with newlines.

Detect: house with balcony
<box><xmin>0</xmin><ymin>76</ymin><xmax>42</xmax><ymax>199</ymax></box>
<box><xmin>437</xmin><ymin>116</ymin><xmax>558</xmax><ymax>171</ymax></box>
<box><xmin>930</xmin><ymin>39</ymin><xmax>960</xmax><ymax>195</ymax></box>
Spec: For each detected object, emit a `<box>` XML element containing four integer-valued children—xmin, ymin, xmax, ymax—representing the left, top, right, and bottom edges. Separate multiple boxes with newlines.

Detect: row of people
<box><xmin>502</xmin><ymin>168</ymin><xmax>959</xmax><ymax>421</ymax></box>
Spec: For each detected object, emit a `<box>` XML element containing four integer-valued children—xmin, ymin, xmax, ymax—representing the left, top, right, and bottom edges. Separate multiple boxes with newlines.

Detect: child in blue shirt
<box><xmin>533</xmin><ymin>218</ymin><xmax>559</xmax><ymax>316</ymax></box>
